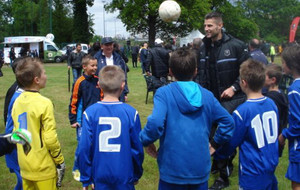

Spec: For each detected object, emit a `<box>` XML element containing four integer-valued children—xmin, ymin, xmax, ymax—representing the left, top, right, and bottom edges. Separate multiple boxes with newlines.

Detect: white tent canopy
<box><xmin>179</xmin><ymin>30</ymin><xmax>205</xmax><ymax>47</ymax></box>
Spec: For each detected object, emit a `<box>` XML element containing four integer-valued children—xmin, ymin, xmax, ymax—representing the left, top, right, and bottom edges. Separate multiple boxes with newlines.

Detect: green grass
<box><xmin>0</xmin><ymin>56</ymin><xmax>290</xmax><ymax>189</ymax></box>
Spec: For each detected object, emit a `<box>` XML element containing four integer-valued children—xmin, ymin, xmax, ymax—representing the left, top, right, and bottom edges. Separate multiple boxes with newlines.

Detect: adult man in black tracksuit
<box><xmin>145</xmin><ymin>38</ymin><xmax>170</xmax><ymax>94</ymax></box>
<box><xmin>196</xmin><ymin>12</ymin><xmax>249</xmax><ymax>190</ymax></box>
<box><xmin>68</xmin><ymin>43</ymin><xmax>86</xmax><ymax>83</ymax></box>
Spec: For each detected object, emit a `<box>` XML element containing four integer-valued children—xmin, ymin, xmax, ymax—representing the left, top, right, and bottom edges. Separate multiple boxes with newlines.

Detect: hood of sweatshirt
<box><xmin>169</xmin><ymin>81</ymin><xmax>202</xmax><ymax>114</ymax></box>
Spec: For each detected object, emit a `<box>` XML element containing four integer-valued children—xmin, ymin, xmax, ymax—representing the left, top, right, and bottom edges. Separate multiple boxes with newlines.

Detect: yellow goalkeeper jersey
<box><xmin>12</xmin><ymin>91</ymin><xmax>64</xmax><ymax>181</ymax></box>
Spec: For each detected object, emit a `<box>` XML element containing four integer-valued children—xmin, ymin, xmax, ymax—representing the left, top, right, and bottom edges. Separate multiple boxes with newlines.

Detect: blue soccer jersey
<box><xmin>216</xmin><ymin>97</ymin><xmax>279</xmax><ymax>189</ymax></box>
<box><xmin>282</xmin><ymin>78</ymin><xmax>300</xmax><ymax>162</ymax></box>
<box><xmin>78</xmin><ymin>101</ymin><xmax>144</xmax><ymax>189</ymax></box>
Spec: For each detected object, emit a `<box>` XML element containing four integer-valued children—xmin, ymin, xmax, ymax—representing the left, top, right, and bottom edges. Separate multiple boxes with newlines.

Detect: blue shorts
<box><xmin>286</xmin><ymin>162</ymin><xmax>300</xmax><ymax>183</ymax></box>
<box><xmin>239</xmin><ymin>173</ymin><xmax>277</xmax><ymax>190</ymax></box>
<box><xmin>158</xmin><ymin>179</ymin><xmax>208</xmax><ymax>190</ymax></box>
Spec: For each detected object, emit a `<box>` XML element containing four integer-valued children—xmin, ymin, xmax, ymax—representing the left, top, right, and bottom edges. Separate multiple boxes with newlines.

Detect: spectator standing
<box><xmin>139</xmin><ymin>42</ymin><xmax>148</xmax><ymax>74</ymax></box>
<box><xmin>9</xmin><ymin>47</ymin><xmax>16</xmax><ymax>67</ymax></box>
<box><xmin>131</xmin><ymin>45</ymin><xmax>139</xmax><ymax>68</ymax></box>
<box><xmin>192</xmin><ymin>38</ymin><xmax>203</xmax><ymax>83</ymax></box>
<box><xmin>145</xmin><ymin>38</ymin><xmax>170</xmax><ymax>93</ymax></box>
<box><xmin>68</xmin><ymin>43</ymin><xmax>86</xmax><ymax>83</ymax></box>
<box><xmin>249</xmin><ymin>38</ymin><xmax>269</xmax><ymax>65</ymax></box>
<box><xmin>198</xmin><ymin>12</ymin><xmax>249</xmax><ymax>190</ymax></box>
<box><xmin>270</xmin><ymin>43</ymin><xmax>276</xmax><ymax>64</ymax></box>
<box><xmin>94</xmin><ymin>37</ymin><xmax>129</xmax><ymax>102</ymax></box>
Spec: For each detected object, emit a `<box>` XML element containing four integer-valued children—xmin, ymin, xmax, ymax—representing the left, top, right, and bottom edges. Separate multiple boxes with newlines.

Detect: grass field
<box><xmin>0</xmin><ymin>57</ymin><xmax>291</xmax><ymax>189</ymax></box>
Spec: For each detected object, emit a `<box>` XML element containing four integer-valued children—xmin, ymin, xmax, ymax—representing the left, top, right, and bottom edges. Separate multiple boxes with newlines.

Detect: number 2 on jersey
<box><xmin>251</xmin><ymin>111</ymin><xmax>278</xmax><ymax>148</ymax></box>
<box><xmin>99</xmin><ymin>117</ymin><xmax>121</xmax><ymax>152</ymax></box>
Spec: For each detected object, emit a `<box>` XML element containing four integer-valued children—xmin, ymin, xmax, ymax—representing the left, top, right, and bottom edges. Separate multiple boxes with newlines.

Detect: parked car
<box><xmin>60</xmin><ymin>43</ymin><xmax>89</xmax><ymax>60</ymax></box>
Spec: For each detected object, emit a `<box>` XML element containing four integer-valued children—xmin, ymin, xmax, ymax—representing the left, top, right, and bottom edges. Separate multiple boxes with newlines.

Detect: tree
<box><xmin>238</xmin><ymin>0</ymin><xmax>300</xmax><ymax>43</ymax></box>
<box><xmin>72</xmin><ymin>0</ymin><xmax>93</xmax><ymax>43</ymax></box>
<box><xmin>213</xmin><ymin>1</ymin><xmax>258</xmax><ymax>42</ymax></box>
<box><xmin>106</xmin><ymin>0</ymin><xmax>211</xmax><ymax>46</ymax></box>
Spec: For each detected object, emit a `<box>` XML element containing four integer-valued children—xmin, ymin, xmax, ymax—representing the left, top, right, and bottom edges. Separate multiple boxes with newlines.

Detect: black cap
<box><xmin>101</xmin><ymin>37</ymin><xmax>114</xmax><ymax>44</ymax></box>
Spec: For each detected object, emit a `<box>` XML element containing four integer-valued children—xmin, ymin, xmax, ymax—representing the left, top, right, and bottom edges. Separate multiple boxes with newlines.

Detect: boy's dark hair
<box><xmin>169</xmin><ymin>48</ymin><xmax>197</xmax><ymax>81</ymax></box>
<box><xmin>282</xmin><ymin>44</ymin><xmax>300</xmax><ymax>74</ymax></box>
<box><xmin>240</xmin><ymin>59</ymin><xmax>265</xmax><ymax>92</ymax></box>
<box><xmin>82</xmin><ymin>55</ymin><xmax>97</xmax><ymax>66</ymax></box>
<box><xmin>265</xmin><ymin>64</ymin><xmax>283</xmax><ymax>85</ymax></box>
<box><xmin>99</xmin><ymin>65</ymin><xmax>125</xmax><ymax>94</ymax></box>
<box><xmin>76</xmin><ymin>43</ymin><xmax>81</xmax><ymax>47</ymax></box>
<box><xmin>205</xmin><ymin>12</ymin><xmax>223</xmax><ymax>23</ymax></box>
<box><xmin>249</xmin><ymin>39</ymin><xmax>260</xmax><ymax>49</ymax></box>
<box><xmin>15</xmin><ymin>57</ymin><xmax>43</xmax><ymax>88</ymax></box>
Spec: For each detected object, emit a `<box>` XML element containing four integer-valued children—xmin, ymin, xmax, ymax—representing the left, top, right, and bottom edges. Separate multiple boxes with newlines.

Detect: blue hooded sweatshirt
<box><xmin>139</xmin><ymin>81</ymin><xmax>234</xmax><ymax>184</ymax></box>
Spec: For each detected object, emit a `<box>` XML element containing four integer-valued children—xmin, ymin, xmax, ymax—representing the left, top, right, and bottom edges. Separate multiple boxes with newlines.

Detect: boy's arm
<box><xmin>78</xmin><ymin>111</ymin><xmax>93</xmax><ymax>187</ymax></box>
<box><xmin>69</xmin><ymin>80</ymin><xmax>83</xmax><ymax>125</ymax></box>
<box><xmin>0</xmin><ymin>134</ymin><xmax>15</xmax><ymax>156</ymax></box>
<box><xmin>139</xmin><ymin>90</ymin><xmax>167</xmax><ymax>146</ymax></box>
<box><xmin>43</xmin><ymin>101</ymin><xmax>64</xmax><ymax>165</ymax></box>
<box><xmin>210</xmin><ymin>97</ymin><xmax>235</xmax><ymax>150</ymax></box>
<box><xmin>130</xmin><ymin>111</ymin><xmax>144</xmax><ymax>182</ymax></box>
<box><xmin>282</xmin><ymin>91</ymin><xmax>300</xmax><ymax>139</ymax></box>
<box><xmin>214</xmin><ymin>110</ymin><xmax>247</xmax><ymax>159</ymax></box>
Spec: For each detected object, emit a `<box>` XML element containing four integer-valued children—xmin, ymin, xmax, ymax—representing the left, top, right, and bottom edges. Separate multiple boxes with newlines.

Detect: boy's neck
<box><xmin>83</xmin><ymin>72</ymin><xmax>93</xmax><ymax>76</ymax></box>
<box><xmin>268</xmin><ymin>85</ymin><xmax>279</xmax><ymax>92</ymax></box>
<box><xmin>246</xmin><ymin>91</ymin><xmax>264</xmax><ymax>100</ymax></box>
<box><xmin>24</xmin><ymin>85</ymin><xmax>40</xmax><ymax>92</ymax></box>
<box><xmin>102</xmin><ymin>94</ymin><xmax>120</xmax><ymax>102</ymax></box>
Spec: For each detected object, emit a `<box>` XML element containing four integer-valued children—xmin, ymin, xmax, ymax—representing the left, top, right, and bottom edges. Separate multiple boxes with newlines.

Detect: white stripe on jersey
<box><xmin>97</xmin><ymin>101</ymin><xmax>123</xmax><ymax>105</ymax></box>
<box><xmin>233</xmin><ymin>110</ymin><xmax>243</xmax><ymax>121</ymax></box>
<box><xmin>288</xmin><ymin>90</ymin><xmax>300</xmax><ymax>96</ymax></box>
<box><xmin>134</xmin><ymin>111</ymin><xmax>138</xmax><ymax>122</ymax></box>
<box><xmin>83</xmin><ymin>111</ymin><xmax>89</xmax><ymax>121</ymax></box>
<box><xmin>246</xmin><ymin>97</ymin><xmax>267</xmax><ymax>102</ymax></box>
<box><xmin>295</xmin><ymin>139</ymin><xmax>298</xmax><ymax>151</ymax></box>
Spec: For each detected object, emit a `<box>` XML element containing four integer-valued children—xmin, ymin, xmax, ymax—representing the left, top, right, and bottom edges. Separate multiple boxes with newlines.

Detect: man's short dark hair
<box><xmin>169</xmin><ymin>48</ymin><xmax>197</xmax><ymax>81</ymax></box>
<box><xmin>249</xmin><ymin>39</ymin><xmax>260</xmax><ymax>49</ymax></box>
<box><xmin>205</xmin><ymin>12</ymin><xmax>223</xmax><ymax>23</ymax></box>
<box><xmin>76</xmin><ymin>43</ymin><xmax>81</xmax><ymax>47</ymax></box>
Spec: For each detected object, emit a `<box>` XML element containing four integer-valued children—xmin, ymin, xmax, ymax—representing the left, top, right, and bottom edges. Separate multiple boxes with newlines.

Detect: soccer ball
<box><xmin>159</xmin><ymin>0</ymin><xmax>181</xmax><ymax>23</ymax></box>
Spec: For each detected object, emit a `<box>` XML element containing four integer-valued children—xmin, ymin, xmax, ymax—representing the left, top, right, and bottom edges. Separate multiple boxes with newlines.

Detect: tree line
<box><xmin>0</xmin><ymin>0</ymin><xmax>299</xmax><ymax>47</ymax></box>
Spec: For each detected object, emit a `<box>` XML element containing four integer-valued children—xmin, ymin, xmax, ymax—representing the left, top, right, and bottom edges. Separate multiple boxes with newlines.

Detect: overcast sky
<box><xmin>87</xmin><ymin>0</ymin><xmax>130</xmax><ymax>38</ymax></box>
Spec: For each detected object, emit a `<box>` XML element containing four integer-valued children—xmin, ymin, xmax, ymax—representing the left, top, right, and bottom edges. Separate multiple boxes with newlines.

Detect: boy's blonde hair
<box><xmin>240</xmin><ymin>59</ymin><xmax>265</xmax><ymax>92</ymax></box>
<box><xmin>99</xmin><ymin>65</ymin><xmax>125</xmax><ymax>94</ymax></box>
<box><xmin>15</xmin><ymin>57</ymin><xmax>43</xmax><ymax>88</ymax></box>
<box><xmin>265</xmin><ymin>64</ymin><xmax>283</xmax><ymax>85</ymax></box>
<box><xmin>82</xmin><ymin>55</ymin><xmax>97</xmax><ymax>66</ymax></box>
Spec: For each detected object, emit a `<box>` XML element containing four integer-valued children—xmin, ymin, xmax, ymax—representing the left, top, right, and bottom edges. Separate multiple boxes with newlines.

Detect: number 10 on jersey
<box><xmin>251</xmin><ymin>111</ymin><xmax>278</xmax><ymax>149</ymax></box>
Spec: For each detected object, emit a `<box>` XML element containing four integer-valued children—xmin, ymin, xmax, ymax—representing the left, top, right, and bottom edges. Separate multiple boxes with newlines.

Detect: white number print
<box><xmin>251</xmin><ymin>111</ymin><xmax>278</xmax><ymax>148</ymax></box>
<box><xmin>99</xmin><ymin>117</ymin><xmax>121</xmax><ymax>152</ymax></box>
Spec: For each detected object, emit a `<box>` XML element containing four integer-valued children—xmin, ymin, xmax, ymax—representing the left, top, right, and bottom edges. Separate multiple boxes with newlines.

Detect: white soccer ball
<box><xmin>159</xmin><ymin>0</ymin><xmax>181</xmax><ymax>23</ymax></box>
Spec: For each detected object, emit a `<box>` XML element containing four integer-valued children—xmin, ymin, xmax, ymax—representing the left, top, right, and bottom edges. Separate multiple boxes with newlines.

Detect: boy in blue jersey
<box><xmin>77</xmin><ymin>65</ymin><xmax>144</xmax><ymax>190</ymax></box>
<box><xmin>4</xmin><ymin>57</ymin><xmax>24</xmax><ymax>190</ymax></box>
<box><xmin>279</xmin><ymin>45</ymin><xmax>300</xmax><ymax>190</ymax></box>
<box><xmin>215</xmin><ymin>59</ymin><xmax>279</xmax><ymax>190</ymax></box>
<box><xmin>139</xmin><ymin>48</ymin><xmax>235</xmax><ymax>190</ymax></box>
<box><xmin>68</xmin><ymin>55</ymin><xmax>102</xmax><ymax>180</ymax></box>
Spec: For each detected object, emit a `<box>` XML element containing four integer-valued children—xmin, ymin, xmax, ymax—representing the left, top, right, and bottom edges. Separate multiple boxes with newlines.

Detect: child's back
<box><xmin>78</xmin><ymin>101</ymin><xmax>143</xmax><ymax>189</ymax></box>
<box><xmin>78</xmin><ymin>65</ymin><xmax>143</xmax><ymax>190</ymax></box>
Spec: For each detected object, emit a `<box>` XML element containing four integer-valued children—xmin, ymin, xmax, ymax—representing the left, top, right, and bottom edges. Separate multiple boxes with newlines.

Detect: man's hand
<box><xmin>68</xmin><ymin>66</ymin><xmax>71</xmax><ymax>69</ymax></box>
<box><xmin>278</xmin><ymin>134</ymin><xmax>286</xmax><ymax>146</ymax></box>
<box><xmin>146</xmin><ymin>72</ymin><xmax>152</xmax><ymax>76</ymax></box>
<box><xmin>145</xmin><ymin>144</ymin><xmax>158</xmax><ymax>158</ymax></box>
<box><xmin>71</xmin><ymin>122</ymin><xmax>80</xmax><ymax>128</ymax></box>
<box><xmin>221</xmin><ymin>87</ymin><xmax>235</xmax><ymax>99</ymax></box>
<box><xmin>209</xmin><ymin>143</ymin><xmax>216</xmax><ymax>156</ymax></box>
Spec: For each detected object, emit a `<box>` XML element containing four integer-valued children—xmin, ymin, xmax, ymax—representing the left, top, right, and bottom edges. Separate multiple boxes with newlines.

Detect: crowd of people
<box><xmin>1</xmin><ymin>11</ymin><xmax>300</xmax><ymax>190</ymax></box>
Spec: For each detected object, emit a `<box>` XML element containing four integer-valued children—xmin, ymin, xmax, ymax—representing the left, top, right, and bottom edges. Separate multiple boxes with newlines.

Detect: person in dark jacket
<box><xmin>140</xmin><ymin>42</ymin><xmax>148</xmax><ymax>74</ymax></box>
<box><xmin>88</xmin><ymin>41</ymin><xmax>101</xmax><ymax>56</ymax></box>
<box><xmin>9</xmin><ymin>47</ymin><xmax>16</xmax><ymax>67</ymax></box>
<box><xmin>68</xmin><ymin>43</ymin><xmax>86</xmax><ymax>83</ymax></box>
<box><xmin>145</xmin><ymin>39</ymin><xmax>170</xmax><ymax>93</ymax></box>
<box><xmin>131</xmin><ymin>45</ymin><xmax>139</xmax><ymax>68</ymax></box>
<box><xmin>197</xmin><ymin>12</ymin><xmax>249</xmax><ymax>190</ymax></box>
<box><xmin>94</xmin><ymin>37</ymin><xmax>129</xmax><ymax>102</ymax></box>
<box><xmin>249</xmin><ymin>38</ymin><xmax>269</xmax><ymax>65</ymax></box>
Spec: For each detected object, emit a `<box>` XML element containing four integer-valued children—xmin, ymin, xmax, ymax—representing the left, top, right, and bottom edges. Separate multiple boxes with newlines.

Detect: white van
<box><xmin>60</xmin><ymin>43</ymin><xmax>89</xmax><ymax>60</ymax></box>
<box><xmin>3</xmin><ymin>34</ymin><xmax>63</xmax><ymax>63</ymax></box>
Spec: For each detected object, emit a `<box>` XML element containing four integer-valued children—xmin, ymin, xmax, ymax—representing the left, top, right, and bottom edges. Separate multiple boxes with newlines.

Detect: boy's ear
<box><xmin>241</xmin><ymin>79</ymin><xmax>247</xmax><ymax>88</ymax></box>
<box><xmin>33</xmin><ymin>76</ymin><xmax>39</xmax><ymax>84</ymax></box>
<box><xmin>270</xmin><ymin>76</ymin><xmax>277</xmax><ymax>84</ymax></box>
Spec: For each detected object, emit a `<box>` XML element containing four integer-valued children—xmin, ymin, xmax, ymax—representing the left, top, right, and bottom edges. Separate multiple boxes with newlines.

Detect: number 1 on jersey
<box><xmin>99</xmin><ymin>117</ymin><xmax>121</xmax><ymax>152</ymax></box>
